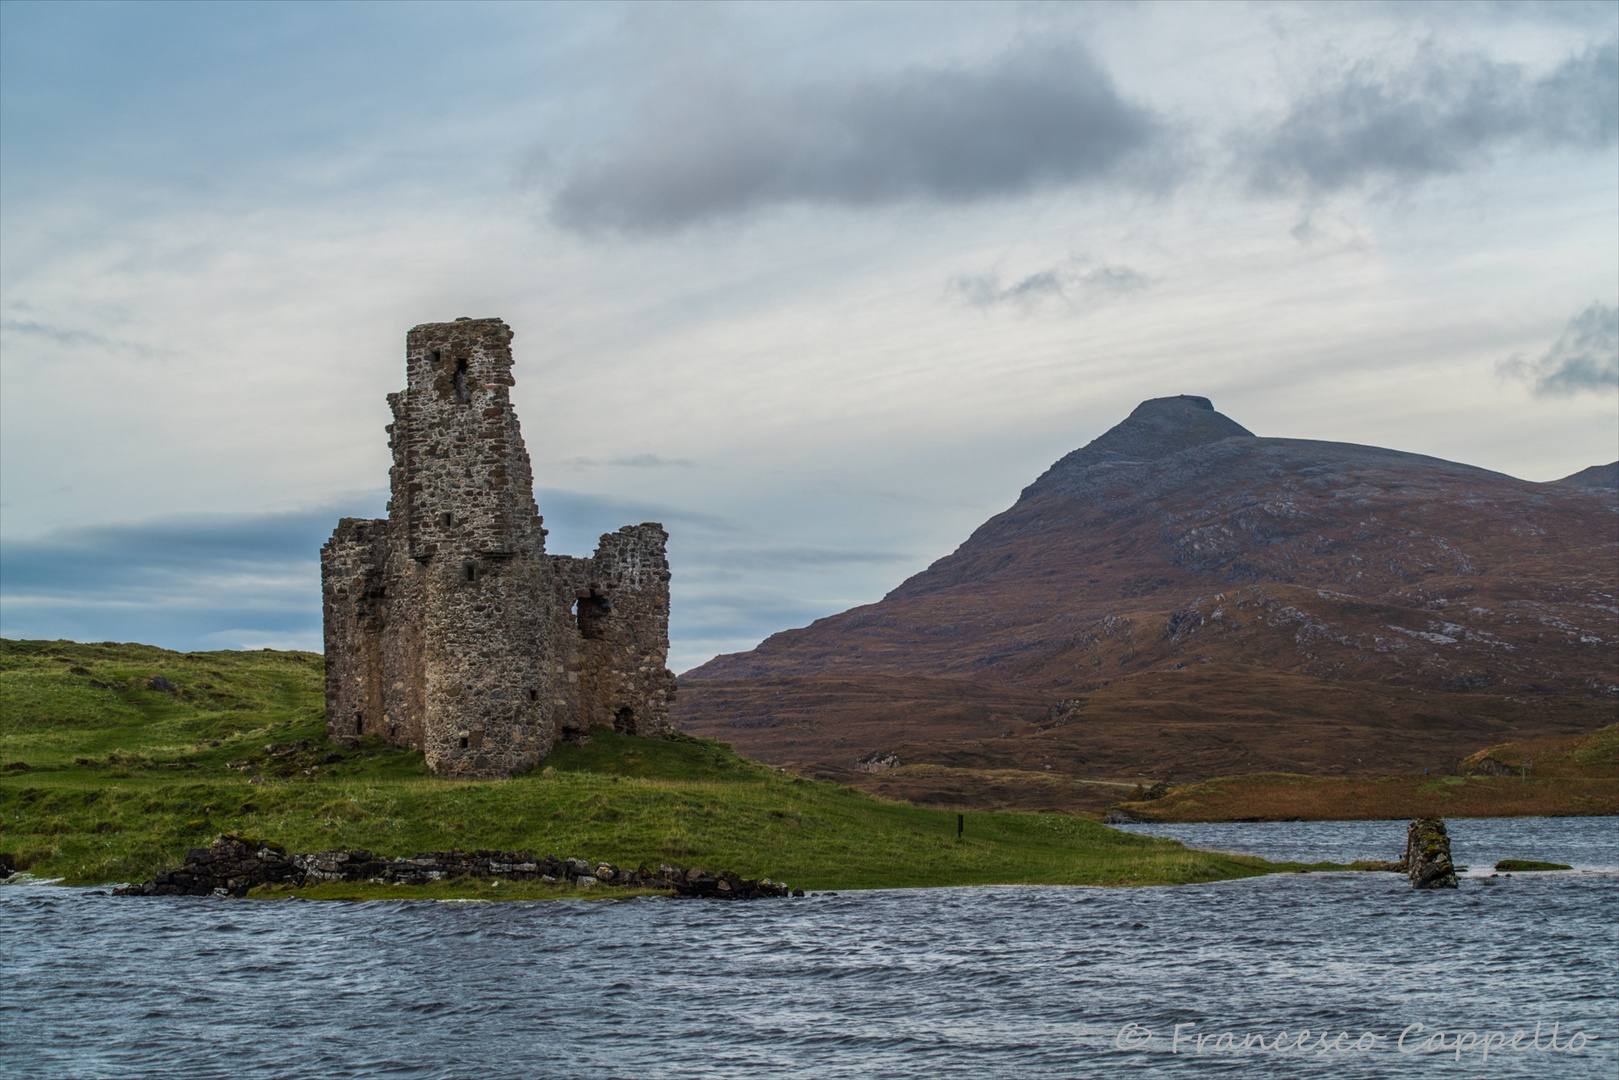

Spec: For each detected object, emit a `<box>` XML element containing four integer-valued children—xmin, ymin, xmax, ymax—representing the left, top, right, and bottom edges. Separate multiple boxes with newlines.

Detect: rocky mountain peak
<box><xmin>1022</xmin><ymin>394</ymin><xmax>1255</xmax><ymax>499</ymax></box>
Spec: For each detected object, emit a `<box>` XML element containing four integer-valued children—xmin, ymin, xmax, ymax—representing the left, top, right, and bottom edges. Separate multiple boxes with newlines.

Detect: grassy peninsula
<box><xmin>0</xmin><ymin>639</ymin><xmax>1316</xmax><ymax>895</ymax></box>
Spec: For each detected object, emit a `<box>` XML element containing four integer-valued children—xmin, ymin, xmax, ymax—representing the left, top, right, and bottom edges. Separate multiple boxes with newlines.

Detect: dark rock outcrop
<box><xmin>113</xmin><ymin>835</ymin><xmax>790</xmax><ymax>899</ymax></box>
<box><xmin>111</xmin><ymin>836</ymin><xmax>299</xmax><ymax>896</ymax></box>
<box><xmin>1405</xmin><ymin>818</ymin><xmax>1458</xmax><ymax>889</ymax></box>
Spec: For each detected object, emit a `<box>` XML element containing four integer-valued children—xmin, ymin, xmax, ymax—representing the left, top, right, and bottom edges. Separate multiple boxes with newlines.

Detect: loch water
<box><xmin>3</xmin><ymin>816</ymin><xmax>1614</xmax><ymax>1079</ymax></box>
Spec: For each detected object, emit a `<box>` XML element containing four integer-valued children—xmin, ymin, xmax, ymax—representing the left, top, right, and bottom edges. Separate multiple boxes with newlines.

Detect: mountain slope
<box><xmin>675</xmin><ymin>397</ymin><xmax>1618</xmax><ymax>790</ymax></box>
<box><xmin>1558</xmin><ymin>461</ymin><xmax>1619</xmax><ymax>490</ymax></box>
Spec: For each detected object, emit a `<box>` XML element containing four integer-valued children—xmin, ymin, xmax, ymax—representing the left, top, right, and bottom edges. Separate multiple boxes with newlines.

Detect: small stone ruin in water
<box><xmin>1405</xmin><ymin>817</ymin><xmax>1459</xmax><ymax>889</ymax></box>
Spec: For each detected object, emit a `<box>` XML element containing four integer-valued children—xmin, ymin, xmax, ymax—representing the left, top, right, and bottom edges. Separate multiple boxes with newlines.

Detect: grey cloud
<box><xmin>0</xmin><ymin>508</ymin><xmax>349</xmax><ymax>651</ymax></box>
<box><xmin>689</xmin><ymin>546</ymin><xmax>910</xmax><ymax>571</ymax></box>
<box><xmin>535</xmin><ymin>488</ymin><xmax>737</xmax><ymax>556</ymax></box>
<box><xmin>533</xmin><ymin>489</ymin><xmax>908</xmax><ymax>670</ymax></box>
<box><xmin>664</xmin><ymin>587</ymin><xmax>840</xmax><ymax>674</ymax></box>
<box><xmin>1250</xmin><ymin>40</ymin><xmax>1617</xmax><ymax>193</ymax></box>
<box><xmin>547</xmin><ymin>43</ymin><xmax>1160</xmax><ymax>232</ymax></box>
<box><xmin>0</xmin><ymin>317</ymin><xmax>165</xmax><ymax>358</ymax></box>
<box><xmin>0</xmin><ymin>494</ymin><xmax>730</xmax><ymax>655</ymax></box>
<box><xmin>950</xmin><ymin>261</ymin><xmax>1150</xmax><ymax>309</ymax></box>
<box><xmin>553</xmin><ymin>454</ymin><xmax>696</xmax><ymax>470</ymax></box>
<box><xmin>1498</xmin><ymin>302</ymin><xmax>1619</xmax><ymax>396</ymax></box>
<box><xmin>607</xmin><ymin>453</ymin><xmax>695</xmax><ymax>468</ymax></box>
<box><xmin>0</xmin><ymin>509</ymin><xmax>341</xmax><ymax>594</ymax></box>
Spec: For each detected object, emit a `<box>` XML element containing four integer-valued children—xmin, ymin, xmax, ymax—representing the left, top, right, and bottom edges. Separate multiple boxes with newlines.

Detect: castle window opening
<box><xmin>353</xmin><ymin>712</ymin><xmax>363</xmax><ymax>736</ymax></box>
<box><xmin>462</xmin><ymin>562</ymin><xmax>478</xmax><ymax>583</ymax></box>
<box><xmin>438</xmin><ymin>512</ymin><xmax>454</xmax><ymax>528</ymax></box>
<box><xmin>614</xmin><ymin>706</ymin><xmax>634</xmax><ymax>733</ymax></box>
<box><xmin>576</xmin><ymin>594</ymin><xmax>611</xmax><ymax>639</ymax></box>
<box><xmin>459</xmin><ymin>736</ymin><xmax>469</xmax><ymax>749</ymax></box>
<box><xmin>452</xmin><ymin>355</ymin><xmax>471</xmax><ymax>404</ymax></box>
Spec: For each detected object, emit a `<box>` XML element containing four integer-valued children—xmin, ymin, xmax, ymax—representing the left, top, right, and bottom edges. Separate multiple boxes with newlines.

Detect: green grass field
<box><xmin>0</xmin><ymin>638</ymin><xmax>1335</xmax><ymax>895</ymax></box>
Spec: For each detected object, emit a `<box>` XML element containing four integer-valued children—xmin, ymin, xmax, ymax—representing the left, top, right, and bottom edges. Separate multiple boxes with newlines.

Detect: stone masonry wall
<box><xmin>549</xmin><ymin>524</ymin><xmax>676</xmax><ymax>739</ymax></box>
<box><xmin>321</xmin><ymin>318</ymin><xmax>675</xmax><ymax>777</ymax></box>
<box><xmin>320</xmin><ymin>517</ymin><xmax>391</xmax><ymax>742</ymax></box>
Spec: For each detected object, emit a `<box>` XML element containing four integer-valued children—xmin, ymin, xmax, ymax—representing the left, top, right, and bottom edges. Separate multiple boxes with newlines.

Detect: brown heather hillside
<box><xmin>675</xmin><ymin>396</ymin><xmax>1618</xmax><ymax>803</ymax></box>
<box><xmin>1104</xmin><ymin>725</ymin><xmax>1619</xmax><ymax>823</ymax></box>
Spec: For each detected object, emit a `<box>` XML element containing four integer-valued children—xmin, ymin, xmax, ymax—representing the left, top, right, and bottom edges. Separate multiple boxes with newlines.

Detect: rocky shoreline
<box><xmin>113</xmin><ymin>835</ymin><xmax>797</xmax><ymax>900</ymax></box>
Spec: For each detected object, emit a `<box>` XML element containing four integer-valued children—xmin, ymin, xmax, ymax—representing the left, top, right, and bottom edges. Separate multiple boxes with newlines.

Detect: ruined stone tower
<box><xmin>321</xmin><ymin>318</ymin><xmax>675</xmax><ymax>777</ymax></box>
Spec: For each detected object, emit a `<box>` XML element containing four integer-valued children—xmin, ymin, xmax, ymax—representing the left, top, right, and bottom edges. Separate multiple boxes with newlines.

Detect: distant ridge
<box><xmin>676</xmin><ymin>397</ymin><xmax>1618</xmax><ymax>805</ymax></box>
<box><xmin>1557</xmin><ymin>461</ymin><xmax>1619</xmax><ymax>490</ymax></box>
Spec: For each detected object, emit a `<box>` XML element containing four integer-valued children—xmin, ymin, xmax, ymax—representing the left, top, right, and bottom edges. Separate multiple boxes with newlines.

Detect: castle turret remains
<box><xmin>321</xmin><ymin>318</ymin><xmax>675</xmax><ymax>777</ymax></box>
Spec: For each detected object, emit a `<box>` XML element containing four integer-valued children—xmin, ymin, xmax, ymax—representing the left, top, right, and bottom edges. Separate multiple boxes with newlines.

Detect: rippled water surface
<box><xmin>3</xmin><ymin>817</ymin><xmax>1614</xmax><ymax>1079</ymax></box>
<box><xmin>1111</xmin><ymin>813</ymin><xmax>1619</xmax><ymax>872</ymax></box>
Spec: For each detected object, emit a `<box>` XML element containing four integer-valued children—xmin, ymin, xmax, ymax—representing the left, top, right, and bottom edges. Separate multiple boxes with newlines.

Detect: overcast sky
<box><xmin>2</xmin><ymin>1</ymin><xmax>1615</xmax><ymax>670</ymax></box>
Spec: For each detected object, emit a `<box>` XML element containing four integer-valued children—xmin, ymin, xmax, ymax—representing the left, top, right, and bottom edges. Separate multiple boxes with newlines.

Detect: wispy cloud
<box><xmin>0</xmin><ymin>317</ymin><xmax>166</xmax><ymax>358</ymax></box>
<box><xmin>694</xmin><ymin>546</ymin><xmax>909</xmax><ymax>571</ymax></box>
<box><xmin>1498</xmin><ymin>301</ymin><xmax>1619</xmax><ymax>396</ymax></box>
<box><xmin>544</xmin><ymin>42</ymin><xmax>1163</xmax><ymax>233</ymax></box>
<box><xmin>553</xmin><ymin>454</ymin><xmax>697</xmax><ymax>470</ymax></box>
<box><xmin>0</xmin><ymin>508</ymin><xmax>344</xmax><ymax>651</ymax></box>
<box><xmin>949</xmin><ymin>261</ymin><xmax>1151</xmax><ymax>311</ymax></box>
<box><xmin>1248</xmin><ymin>40</ymin><xmax>1618</xmax><ymax>195</ymax></box>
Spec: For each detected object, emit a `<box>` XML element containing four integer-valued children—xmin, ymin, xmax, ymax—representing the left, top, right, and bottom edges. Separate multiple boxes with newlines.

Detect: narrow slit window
<box><xmin>462</xmin><ymin>562</ymin><xmax>478</xmax><ymax>583</ymax></box>
<box><xmin>452</xmin><ymin>355</ymin><xmax>471</xmax><ymax>404</ymax></box>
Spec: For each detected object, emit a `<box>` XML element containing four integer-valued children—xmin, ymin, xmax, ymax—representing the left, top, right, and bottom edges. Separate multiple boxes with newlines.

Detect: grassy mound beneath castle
<box><xmin>0</xmin><ymin>638</ymin><xmax>1338</xmax><ymax>894</ymax></box>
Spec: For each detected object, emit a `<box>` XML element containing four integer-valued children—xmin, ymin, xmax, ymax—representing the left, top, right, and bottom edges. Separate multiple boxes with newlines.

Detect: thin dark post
<box><xmin>957</xmin><ymin>813</ymin><xmax>964</xmax><ymax>840</ymax></box>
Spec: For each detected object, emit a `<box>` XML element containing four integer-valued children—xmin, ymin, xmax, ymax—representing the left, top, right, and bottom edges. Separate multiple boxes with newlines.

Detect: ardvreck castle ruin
<box><xmin>321</xmin><ymin>318</ymin><xmax>675</xmax><ymax>778</ymax></box>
